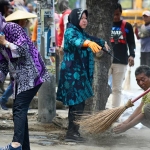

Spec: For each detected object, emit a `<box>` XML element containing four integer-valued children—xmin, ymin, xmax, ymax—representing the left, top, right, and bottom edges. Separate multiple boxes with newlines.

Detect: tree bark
<box><xmin>85</xmin><ymin>0</ymin><xmax>119</xmax><ymax>112</ymax></box>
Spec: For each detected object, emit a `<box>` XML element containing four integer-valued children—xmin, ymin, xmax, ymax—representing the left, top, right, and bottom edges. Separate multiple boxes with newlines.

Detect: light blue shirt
<box><xmin>141</xmin><ymin>24</ymin><xmax>150</xmax><ymax>52</ymax></box>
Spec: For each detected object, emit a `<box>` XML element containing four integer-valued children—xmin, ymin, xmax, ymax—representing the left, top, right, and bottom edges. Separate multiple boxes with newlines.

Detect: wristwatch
<box><xmin>5</xmin><ymin>42</ymin><xmax>10</xmax><ymax>48</ymax></box>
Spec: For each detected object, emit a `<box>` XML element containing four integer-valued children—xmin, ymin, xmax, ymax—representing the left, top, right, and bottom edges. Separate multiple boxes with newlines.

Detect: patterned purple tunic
<box><xmin>0</xmin><ymin>22</ymin><xmax>50</xmax><ymax>95</ymax></box>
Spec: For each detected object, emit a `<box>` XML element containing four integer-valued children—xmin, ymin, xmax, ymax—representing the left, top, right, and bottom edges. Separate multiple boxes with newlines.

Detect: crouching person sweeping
<box><xmin>114</xmin><ymin>65</ymin><xmax>150</xmax><ymax>134</ymax></box>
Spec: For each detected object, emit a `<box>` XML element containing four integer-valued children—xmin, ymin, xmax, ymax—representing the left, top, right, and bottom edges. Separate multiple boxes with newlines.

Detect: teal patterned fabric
<box><xmin>56</xmin><ymin>24</ymin><xmax>105</xmax><ymax>106</ymax></box>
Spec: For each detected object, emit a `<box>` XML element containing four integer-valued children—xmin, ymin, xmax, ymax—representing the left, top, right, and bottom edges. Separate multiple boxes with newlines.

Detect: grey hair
<box><xmin>135</xmin><ymin>65</ymin><xmax>150</xmax><ymax>77</ymax></box>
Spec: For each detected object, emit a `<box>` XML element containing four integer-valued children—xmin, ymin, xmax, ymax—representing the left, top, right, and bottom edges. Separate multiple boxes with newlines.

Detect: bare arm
<box><xmin>135</xmin><ymin>27</ymin><xmax>140</xmax><ymax>40</ymax></box>
<box><xmin>113</xmin><ymin>102</ymin><xmax>144</xmax><ymax>134</ymax></box>
<box><xmin>123</xmin><ymin>102</ymin><xmax>144</xmax><ymax>124</ymax></box>
<box><xmin>114</xmin><ymin>113</ymin><xmax>144</xmax><ymax>134</ymax></box>
<box><xmin>126</xmin><ymin>113</ymin><xmax>144</xmax><ymax>129</ymax></box>
<box><xmin>61</xmin><ymin>14</ymin><xmax>69</xmax><ymax>48</ymax></box>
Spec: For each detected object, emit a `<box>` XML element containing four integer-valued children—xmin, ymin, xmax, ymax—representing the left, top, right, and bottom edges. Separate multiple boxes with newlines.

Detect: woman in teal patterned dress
<box><xmin>57</xmin><ymin>8</ymin><xmax>108</xmax><ymax>142</ymax></box>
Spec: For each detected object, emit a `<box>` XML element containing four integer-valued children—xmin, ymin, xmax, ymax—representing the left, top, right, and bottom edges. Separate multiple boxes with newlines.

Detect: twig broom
<box><xmin>123</xmin><ymin>67</ymin><xmax>131</xmax><ymax>90</ymax></box>
<box><xmin>76</xmin><ymin>88</ymin><xmax>150</xmax><ymax>134</ymax></box>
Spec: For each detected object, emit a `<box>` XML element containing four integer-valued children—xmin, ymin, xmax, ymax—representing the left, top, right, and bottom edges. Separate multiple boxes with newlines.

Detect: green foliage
<box><xmin>69</xmin><ymin>0</ymin><xmax>77</xmax><ymax>9</ymax></box>
<box><xmin>55</xmin><ymin>0</ymin><xmax>77</xmax><ymax>13</ymax></box>
<box><xmin>119</xmin><ymin>0</ymin><xmax>133</xmax><ymax>9</ymax></box>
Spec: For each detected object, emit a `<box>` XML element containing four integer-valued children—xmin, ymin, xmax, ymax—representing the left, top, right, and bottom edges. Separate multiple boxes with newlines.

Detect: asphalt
<box><xmin>0</xmin><ymin>123</ymin><xmax>150</xmax><ymax>150</ymax></box>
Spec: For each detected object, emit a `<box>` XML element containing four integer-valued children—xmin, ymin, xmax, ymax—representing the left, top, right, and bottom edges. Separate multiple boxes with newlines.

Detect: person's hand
<box><xmin>55</xmin><ymin>47</ymin><xmax>59</xmax><ymax>55</ymax></box>
<box><xmin>59</xmin><ymin>47</ymin><xmax>64</xmax><ymax>55</ymax></box>
<box><xmin>56</xmin><ymin>47</ymin><xmax>64</xmax><ymax>55</ymax></box>
<box><xmin>58</xmin><ymin>47</ymin><xmax>64</xmax><ymax>62</ymax></box>
<box><xmin>104</xmin><ymin>41</ymin><xmax>110</xmax><ymax>51</ymax></box>
<box><xmin>128</xmin><ymin>56</ymin><xmax>134</xmax><ymax>67</ymax></box>
<box><xmin>0</xmin><ymin>35</ymin><xmax>7</xmax><ymax>46</ymax></box>
<box><xmin>113</xmin><ymin>123</ymin><xmax>129</xmax><ymax>134</ymax></box>
<box><xmin>83</xmin><ymin>40</ymin><xmax>102</xmax><ymax>53</ymax></box>
<box><xmin>133</xmin><ymin>23</ymin><xmax>138</xmax><ymax>28</ymax></box>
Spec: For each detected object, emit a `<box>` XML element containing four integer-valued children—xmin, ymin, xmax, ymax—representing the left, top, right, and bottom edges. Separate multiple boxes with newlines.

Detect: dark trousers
<box><xmin>12</xmin><ymin>84</ymin><xmax>42</xmax><ymax>150</ymax></box>
<box><xmin>67</xmin><ymin>101</ymin><xmax>85</xmax><ymax>135</ymax></box>
<box><xmin>141</xmin><ymin>52</ymin><xmax>150</xmax><ymax>66</ymax></box>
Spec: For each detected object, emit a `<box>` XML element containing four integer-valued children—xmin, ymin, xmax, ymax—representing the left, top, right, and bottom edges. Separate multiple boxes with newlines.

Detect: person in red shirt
<box><xmin>57</xmin><ymin>0</ymin><xmax>71</xmax><ymax>59</ymax></box>
<box><xmin>31</xmin><ymin>19</ymin><xmax>38</xmax><ymax>46</ymax></box>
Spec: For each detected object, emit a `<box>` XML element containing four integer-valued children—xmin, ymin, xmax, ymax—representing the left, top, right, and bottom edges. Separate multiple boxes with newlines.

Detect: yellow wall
<box><xmin>134</xmin><ymin>0</ymin><xmax>142</xmax><ymax>9</ymax></box>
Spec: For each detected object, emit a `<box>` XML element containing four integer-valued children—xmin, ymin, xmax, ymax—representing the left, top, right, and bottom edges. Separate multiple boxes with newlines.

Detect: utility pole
<box><xmin>37</xmin><ymin>0</ymin><xmax>56</xmax><ymax>123</ymax></box>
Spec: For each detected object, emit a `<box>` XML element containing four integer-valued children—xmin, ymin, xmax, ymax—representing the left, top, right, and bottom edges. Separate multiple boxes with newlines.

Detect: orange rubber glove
<box><xmin>83</xmin><ymin>40</ymin><xmax>102</xmax><ymax>53</ymax></box>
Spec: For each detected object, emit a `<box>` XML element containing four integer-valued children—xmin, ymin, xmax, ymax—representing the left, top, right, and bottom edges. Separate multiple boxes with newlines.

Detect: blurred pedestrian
<box><xmin>57</xmin><ymin>0</ymin><xmax>71</xmax><ymax>60</ymax></box>
<box><xmin>0</xmin><ymin>12</ymin><xmax>50</xmax><ymax>150</ymax></box>
<box><xmin>10</xmin><ymin>0</ymin><xmax>27</xmax><ymax>11</ymax></box>
<box><xmin>55</xmin><ymin>10</ymin><xmax>61</xmax><ymax>85</ymax></box>
<box><xmin>0</xmin><ymin>0</ymin><xmax>12</xmax><ymax>17</ymax></box>
<box><xmin>108</xmin><ymin>3</ymin><xmax>135</xmax><ymax>108</ymax></box>
<box><xmin>57</xmin><ymin>8</ymin><xmax>109</xmax><ymax>142</ymax></box>
<box><xmin>0</xmin><ymin>82</ymin><xmax>13</xmax><ymax>110</ymax></box>
<box><xmin>31</xmin><ymin>19</ymin><xmax>37</xmax><ymax>46</ymax></box>
<box><xmin>27</xmin><ymin>3</ymin><xmax>36</xmax><ymax>14</ymax></box>
<box><xmin>135</xmin><ymin>11</ymin><xmax>150</xmax><ymax>66</ymax></box>
<box><xmin>0</xmin><ymin>0</ymin><xmax>14</xmax><ymax>94</ymax></box>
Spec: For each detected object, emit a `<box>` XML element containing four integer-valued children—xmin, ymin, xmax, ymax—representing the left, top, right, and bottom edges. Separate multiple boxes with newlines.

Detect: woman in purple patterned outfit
<box><xmin>0</xmin><ymin>13</ymin><xmax>50</xmax><ymax>150</ymax></box>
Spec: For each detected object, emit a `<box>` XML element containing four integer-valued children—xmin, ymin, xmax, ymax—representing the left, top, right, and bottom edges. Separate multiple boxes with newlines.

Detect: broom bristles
<box><xmin>123</xmin><ymin>69</ymin><xmax>131</xmax><ymax>90</ymax></box>
<box><xmin>76</xmin><ymin>100</ymin><xmax>134</xmax><ymax>134</ymax></box>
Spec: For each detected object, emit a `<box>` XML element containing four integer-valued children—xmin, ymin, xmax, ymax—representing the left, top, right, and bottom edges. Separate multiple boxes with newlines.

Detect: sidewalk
<box><xmin>0</xmin><ymin>108</ymin><xmax>150</xmax><ymax>150</ymax></box>
<box><xmin>1</xmin><ymin>39</ymin><xmax>150</xmax><ymax>149</ymax></box>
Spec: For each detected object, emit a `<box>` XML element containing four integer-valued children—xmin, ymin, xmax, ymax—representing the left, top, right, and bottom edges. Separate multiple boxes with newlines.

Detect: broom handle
<box><xmin>132</xmin><ymin>88</ymin><xmax>150</xmax><ymax>103</ymax></box>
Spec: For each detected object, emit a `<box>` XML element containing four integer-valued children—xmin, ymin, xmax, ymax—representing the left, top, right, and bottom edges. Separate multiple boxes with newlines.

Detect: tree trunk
<box><xmin>85</xmin><ymin>0</ymin><xmax>119</xmax><ymax>112</ymax></box>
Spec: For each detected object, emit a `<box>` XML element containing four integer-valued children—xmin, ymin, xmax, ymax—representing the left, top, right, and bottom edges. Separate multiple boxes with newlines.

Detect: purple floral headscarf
<box><xmin>0</xmin><ymin>13</ymin><xmax>6</xmax><ymax>32</ymax></box>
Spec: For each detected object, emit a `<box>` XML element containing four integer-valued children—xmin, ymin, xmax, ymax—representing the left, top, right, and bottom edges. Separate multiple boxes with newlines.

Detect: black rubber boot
<box><xmin>65</xmin><ymin>130</ymin><xmax>85</xmax><ymax>143</ymax></box>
